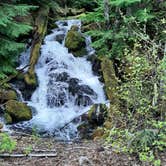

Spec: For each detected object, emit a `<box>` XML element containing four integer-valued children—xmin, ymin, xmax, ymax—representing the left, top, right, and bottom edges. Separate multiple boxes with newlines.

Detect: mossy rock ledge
<box><xmin>0</xmin><ymin>89</ymin><xmax>17</xmax><ymax>104</ymax></box>
<box><xmin>65</xmin><ymin>25</ymin><xmax>87</xmax><ymax>57</ymax></box>
<box><xmin>5</xmin><ymin>100</ymin><xmax>32</xmax><ymax>124</ymax></box>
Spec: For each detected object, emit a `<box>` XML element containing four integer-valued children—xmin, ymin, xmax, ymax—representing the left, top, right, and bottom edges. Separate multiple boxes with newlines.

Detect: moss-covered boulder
<box><xmin>5</xmin><ymin>100</ymin><xmax>32</xmax><ymax>123</ymax></box>
<box><xmin>0</xmin><ymin>89</ymin><xmax>17</xmax><ymax>103</ymax></box>
<box><xmin>4</xmin><ymin>113</ymin><xmax>12</xmax><ymax>124</ymax></box>
<box><xmin>65</xmin><ymin>25</ymin><xmax>87</xmax><ymax>57</ymax></box>
<box><xmin>92</xmin><ymin>127</ymin><xmax>105</xmax><ymax>140</ymax></box>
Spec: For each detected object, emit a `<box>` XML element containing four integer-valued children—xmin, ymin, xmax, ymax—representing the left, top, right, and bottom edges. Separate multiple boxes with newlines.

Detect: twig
<box><xmin>0</xmin><ymin>153</ymin><xmax>57</xmax><ymax>158</ymax></box>
<box><xmin>0</xmin><ymin>64</ymin><xmax>30</xmax><ymax>87</ymax></box>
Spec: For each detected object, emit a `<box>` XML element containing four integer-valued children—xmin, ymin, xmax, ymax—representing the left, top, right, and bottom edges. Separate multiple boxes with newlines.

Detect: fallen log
<box><xmin>0</xmin><ymin>153</ymin><xmax>57</xmax><ymax>158</ymax></box>
<box><xmin>24</xmin><ymin>6</ymin><xmax>49</xmax><ymax>87</ymax></box>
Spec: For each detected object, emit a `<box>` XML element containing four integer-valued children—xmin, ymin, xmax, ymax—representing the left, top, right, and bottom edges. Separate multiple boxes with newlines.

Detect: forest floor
<box><xmin>0</xmin><ymin>133</ymin><xmax>166</xmax><ymax>166</ymax></box>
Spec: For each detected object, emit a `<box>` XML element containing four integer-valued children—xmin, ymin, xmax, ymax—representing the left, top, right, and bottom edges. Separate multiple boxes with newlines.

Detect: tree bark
<box><xmin>24</xmin><ymin>6</ymin><xmax>49</xmax><ymax>87</ymax></box>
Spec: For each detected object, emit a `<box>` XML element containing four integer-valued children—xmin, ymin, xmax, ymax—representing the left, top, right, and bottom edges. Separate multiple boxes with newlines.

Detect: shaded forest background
<box><xmin>0</xmin><ymin>0</ymin><xmax>166</xmax><ymax>165</ymax></box>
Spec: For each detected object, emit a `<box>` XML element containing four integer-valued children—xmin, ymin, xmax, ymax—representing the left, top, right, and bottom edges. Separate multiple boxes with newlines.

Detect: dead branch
<box><xmin>0</xmin><ymin>153</ymin><xmax>57</xmax><ymax>158</ymax></box>
<box><xmin>0</xmin><ymin>64</ymin><xmax>30</xmax><ymax>87</ymax></box>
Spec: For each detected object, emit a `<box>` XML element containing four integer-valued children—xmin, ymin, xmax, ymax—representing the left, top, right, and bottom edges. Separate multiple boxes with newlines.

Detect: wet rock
<box><xmin>49</xmin><ymin>72</ymin><xmax>69</xmax><ymax>82</ymax></box>
<box><xmin>68</xmin><ymin>78</ymin><xmax>79</xmax><ymax>95</ymax></box>
<box><xmin>47</xmin><ymin>83</ymin><xmax>68</xmax><ymax>107</ymax></box>
<box><xmin>65</xmin><ymin>25</ymin><xmax>87</xmax><ymax>57</ymax></box>
<box><xmin>77</xmin><ymin>104</ymin><xmax>107</xmax><ymax>139</ymax></box>
<box><xmin>4</xmin><ymin>113</ymin><xmax>12</xmax><ymax>124</ymax></box>
<box><xmin>47</xmin><ymin>72</ymin><xmax>97</xmax><ymax>108</ymax></box>
<box><xmin>68</xmin><ymin>79</ymin><xmax>97</xmax><ymax>97</ymax></box>
<box><xmin>55</xmin><ymin>34</ymin><xmax>65</xmax><ymax>44</ymax></box>
<box><xmin>0</xmin><ymin>123</ymin><xmax>3</xmax><ymax>130</ymax></box>
<box><xmin>0</xmin><ymin>89</ymin><xmax>17</xmax><ymax>104</ymax></box>
<box><xmin>88</xmin><ymin>104</ymin><xmax>107</xmax><ymax>126</ymax></box>
<box><xmin>77</xmin><ymin>122</ymin><xmax>93</xmax><ymax>139</ymax></box>
<box><xmin>75</xmin><ymin>95</ymin><xmax>93</xmax><ymax>107</ymax></box>
<box><xmin>5</xmin><ymin>100</ymin><xmax>32</xmax><ymax>123</ymax></box>
<box><xmin>12</xmin><ymin>79</ymin><xmax>36</xmax><ymax>101</ymax></box>
<box><xmin>87</xmin><ymin>55</ymin><xmax>103</xmax><ymax>77</ymax></box>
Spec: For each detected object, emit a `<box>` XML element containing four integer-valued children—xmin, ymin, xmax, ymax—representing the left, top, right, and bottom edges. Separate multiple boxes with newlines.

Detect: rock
<box><xmin>87</xmin><ymin>55</ymin><xmax>103</xmax><ymax>77</ymax></box>
<box><xmin>55</xmin><ymin>34</ymin><xmax>65</xmax><ymax>44</ymax></box>
<box><xmin>0</xmin><ymin>123</ymin><xmax>3</xmax><ymax>130</ymax></box>
<box><xmin>77</xmin><ymin>123</ymin><xmax>93</xmax><ymax>139</ymax></box>
<box><xmin>5</xmin><ymin>100</ymin><xmax>32</xmax><ymax>123</ymax></box>
<box><xmin>65</xmin><ymin>25</ymin><xmax>87</xmax><ymax>57</ymax></box>
<box><xmin>0</xmin><ymin>89</ymin><xmax>17</xmax><ymax>103</ymax></box>
<box><xmin>47</xmin><ymin>82</ymin><xmax>68</xmax><ymax>107</ymax></box>
<box><xmin>12</xmin><ymin>79</ymin><xmax>36</xmax><ymax>101</ymax></box>
<box><xmin>104</xmin><ymin>120</ymin><xmax>112</xmax><ymax>129</ymax></box>
<box><xmin>78</xmin><ymin>104</ymin><xmax>107</xmax><ymax>139</ymax></box>
<box><xmin>88</xmin><ymin>104</ymin><xmax>107</xmax><ymax>126</ymax></box>
<box><xmin>4</xmin><ymin>113</ymin><xmax>12</xmax><ymax>124</ymax></box>
<box><xmin>75</xmin><ymin>95</ymin><xmax>93</xmax><ymax>107</ymax></box>
<box><xmin>79</xmin><ymin>156</ymin><xmax>92</xmax><ymax>166</ymax></box>
<box><xmin>92</xmin><ymin>127</ymin><xmax>105</xmax><ymax>140</ymax></box>
<box><xmin>49</xmin><ymin>72</ymin><xmax>69</xmax><ymax>82</ymax></box>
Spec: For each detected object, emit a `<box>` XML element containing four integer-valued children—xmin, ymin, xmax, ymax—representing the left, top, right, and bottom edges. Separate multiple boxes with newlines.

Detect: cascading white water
<box><xmin>16</xmin><ymin>20</ymin><xmax>106</xmax><ymax>140</ymax></box>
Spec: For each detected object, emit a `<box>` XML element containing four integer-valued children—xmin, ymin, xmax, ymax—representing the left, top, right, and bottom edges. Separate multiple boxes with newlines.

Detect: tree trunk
<box><xmin>24</xmin><ymin>6</ymin><xmax>49</xmax><ymax>87</ymax></box>
<box><xmin>104</xmin><ymin>0</ymin><xmax>110</xmax><ymax>30</ymax></box>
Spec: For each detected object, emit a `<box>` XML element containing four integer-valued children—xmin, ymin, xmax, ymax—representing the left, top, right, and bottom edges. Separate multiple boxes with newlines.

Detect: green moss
<box><xmin>0</xmin><ymin>90</ymin><xmax>17</xmax><ymax>103</ymax></box>
<box><xmin>0</xmin><ymin>123</ymin><xmax>3</xmax><ymax>129</ymax></box>
<box><xmin>24</xmin><ymin>71</ymin><xmax>37</xmax><ymax>87</ymax></box>
<box><xmin>100</xmin><ymin>57</ymin><xmax>121</xmax><ymax>126</ymax></box>
<box><xmin>100</xmin><ymin>57</ymin><xmax>118</xmax><ymax>102</ymax></box>
<box><xmin>92</xmin><ymin>127</ymin><xmax>105</xmax><ymax>140</ymax></box>
<box><xmin>25</xmin><ymin>6</ymin><xmax>49</xmax><ymax>87</ymax></box>
<box><xmin>5</xmin><ymin>100</ymin><xmax>32</xmax><ymax>123</ymax></box>
<box><xmin>4</xmin><ymin>113</ymin><xmax>12</xmax><ymax>124</ymax></box>
<box><xmin>88</xmin><ymin>104</ymin><xmax>97</xmax><ymax>122</ymax></box>
<box><xmin>65</xmin><ymin>25</ymin><xmax>87</xmax><ymax>57</ymax></box>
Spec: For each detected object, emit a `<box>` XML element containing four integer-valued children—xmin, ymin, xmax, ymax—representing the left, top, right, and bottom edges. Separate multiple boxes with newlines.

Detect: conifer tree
<box><xmin>0</xmin><ymin>1</ymin><xmax>34</xmax><ymax>79</ymax></box>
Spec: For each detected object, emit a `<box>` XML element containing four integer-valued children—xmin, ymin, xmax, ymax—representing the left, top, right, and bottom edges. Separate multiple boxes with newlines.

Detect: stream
<box><xmin>13</xmin><ymin>20</ymin><xmax>106</xmax><ymax>140</ymax></box>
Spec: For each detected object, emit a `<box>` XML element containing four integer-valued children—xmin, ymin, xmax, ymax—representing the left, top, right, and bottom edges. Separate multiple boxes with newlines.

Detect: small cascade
<box><xmin>14</xmin><ymin>20</ymin><xmax>106</xmax><ymax>140</ymax></box>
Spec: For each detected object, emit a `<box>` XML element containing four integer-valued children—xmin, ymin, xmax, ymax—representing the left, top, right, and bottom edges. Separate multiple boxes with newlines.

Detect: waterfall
<box><xmin>15</xmin><ymin>20</ymin><xmax>106</xmax><ymax>140</ymax></box>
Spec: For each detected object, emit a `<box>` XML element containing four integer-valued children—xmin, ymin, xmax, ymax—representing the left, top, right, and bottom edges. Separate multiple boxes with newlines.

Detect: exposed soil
<box><xmin>0</xmin><ymin>133</ymin><xmax>166</xmax><ymax>166</ymax></box>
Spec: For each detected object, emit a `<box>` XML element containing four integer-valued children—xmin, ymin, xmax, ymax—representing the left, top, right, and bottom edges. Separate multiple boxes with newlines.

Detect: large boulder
<box><xmin>0</xmin><ymin>89</ymin><xmax>17</xmax><ymax>104</ymax></box>
<box><xmin>65</xmin><ymin>25</ymin><xmax>87</xmax><ymax>57</ymax></box>
<box><xmin>88</xmin><ymin>104</ymin><xmax>107</xmax><ymax>126</ymax></box>
<box><xmin>77</xmin><ymin>104</ymin><xmax>107</xmax><ymax>139</ymax></box>
<box><xmin>5</xmin><ymin>100</ymin><xmax>32</xmax><ymax>124</ymax></box>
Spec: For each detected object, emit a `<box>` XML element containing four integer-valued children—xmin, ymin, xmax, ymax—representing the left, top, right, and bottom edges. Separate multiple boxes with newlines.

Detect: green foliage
<box><xmin>0</xmin><ymin>2</ymin><xmax>34</xmax><ymax>79</ymax></box>
<box><xmin>23</xmin><ymin>145</ymin><xmax>32</xmax><ymax>155</ymax></box>
<box><xmin>0</xmin><ymin>133</ymin><xmax>16</xmax><ymax>153</ymax></box>
<box><xmin>81</xmin><ymin>0</ymin><xmax>165</xmax><ymax>58</ymax></box>
<box><xmin>81</xmin><ymin>1</ymin><xmax>166</xmax><ymax>164</ymax></box>
<box><xmin>104</xmin><ymin>40</ymin><xmax>166</xmax><ymax>165</ymax></box>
